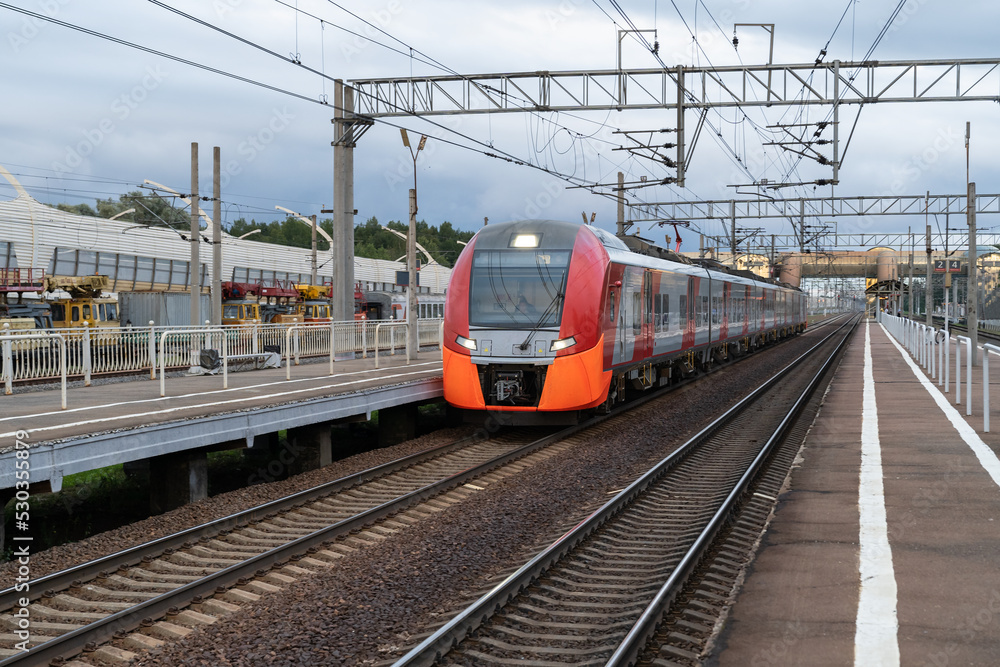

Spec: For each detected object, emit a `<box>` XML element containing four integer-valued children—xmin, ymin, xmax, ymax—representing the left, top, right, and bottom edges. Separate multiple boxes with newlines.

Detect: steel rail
<box><xmin>0</xmin><ymin>429</ymin><xmax>510</xmax><ymax>614</ymax></box>
<box><xmin>2</xmin><ymin>316</ymin><xmax>843</xmax><ymax>665</ymax></box>
<box><xmin>392</xmin><ymin>313</ymin><xmax>860</xmax><ymax>666</ymax></box>
<box><xmin>606</xmin><ymin>313</ymin><xmax>860</xmax><ymax>665</ymax></box>
<box><xmin>0</xmin><ymin>424</ymin><xmax>586</xmax><ymax>666</ymax></box>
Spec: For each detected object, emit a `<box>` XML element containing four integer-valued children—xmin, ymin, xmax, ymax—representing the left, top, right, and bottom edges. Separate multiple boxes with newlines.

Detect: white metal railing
<box><xmin>983</xmin><ymin>343</ymin><xmax>1000</xmax><ymax>433</ymax></box>
<box><xmin>954</xmin><ymin>335</ymin><xmax>972</xmax><ymax>416</ymax></box>
<box><xmin>2</xmin><ymin>329</ymin><xmax>67</xmax><ymax>408</ymax></box>
<box><xmin>375</xmin><ymin>322</ymin><xmax>408</xmax><ymax>368</ymax></box>
<box><xmin>883</xmin><ymin>313</ymin><xmax>975</xmax><ymax>417</ymax></box>
<box><xmin>160</xmin><ymin>329</ymin><xmax>227</xmax><ymax>396</ymax></box>
<box><xmin>0</xmin><ymin>318</ymin><xmax>444</xmax><ymax>387</ymax></box>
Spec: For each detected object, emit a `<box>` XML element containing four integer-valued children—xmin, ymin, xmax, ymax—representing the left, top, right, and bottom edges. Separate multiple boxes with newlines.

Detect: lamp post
<box><xmin>276</xmin><ymin>205</ymin><xmax>332</xmax><ymax>289</ymax></box>
<box><xmin>401</xmin><ymin>129</ymin><xmax>427</xmax><ymax>359</ymax></box>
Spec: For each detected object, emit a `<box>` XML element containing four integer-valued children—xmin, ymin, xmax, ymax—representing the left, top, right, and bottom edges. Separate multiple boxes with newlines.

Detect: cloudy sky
<box><xmin>3</xmin><ymin>0</ymin><xmax>999</xmax><ymax>251</ymax></box>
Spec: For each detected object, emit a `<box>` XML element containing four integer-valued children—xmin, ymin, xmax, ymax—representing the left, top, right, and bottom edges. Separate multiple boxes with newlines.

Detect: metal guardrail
<box><xmin>983</xmin><ymin>343</ymin><xmax>1000</xmax><ymax>433</ymax></box>
<box><xmin>159</xmin><ymin>329</ymin><xmax>227</xmax><ymax>397</ymax></box>
<box><xmin>375</xmin><ymin>322</ymin><xmax>408</xmax><ymax>368</ymax></box>
<box><xmin>1</xmin><ymin>330</ymin><xmax>67</xmax><ymax>408</ymax></box>
<box><xmin>882</xmin><ymin>312</ymin><xmax>974</xmax><ymax>417</ymax></box>
<box><xmin>0</xmin><ymin>318</ymin><xmax>444</xmax><ymax>387</ymax></box>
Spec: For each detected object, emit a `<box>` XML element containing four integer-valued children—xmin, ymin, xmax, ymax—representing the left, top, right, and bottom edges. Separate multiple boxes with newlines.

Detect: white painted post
<box><xmin>57</xmin><ymin>334</ymin><xmax>66</xmax><ymax>410</ymax></box>
<box><xmin>148</xmin><ymin>321</ymin><xmax>157</xmax><ymax>380</ymax></box>
<box><xmin>330</xmin><ymin>320</ymin><xmax>337</xmax><ymax>375</ymax></box>
<box><xmin>983</xmin><ymin>344</ymin><xmax>1000</xmax><ymax>433</ymax></box>
<box><xmin>967</xmin><ymin>337</ymin><xmax>973</xmax><ymax>416</ymax></box>
<box><xmin>985</xmin><ymin>348</ymin><xmax>990</xmax><ymax>433</ymax></box>
<box><xmin>956</xmin><ymin>336</ymin><xmax>964</xmax><ymax>407</ymax></box>
<box><xmin>2</xmin><ymin>323</ymin><xmax>12</xmax><ymax>395</ymax></box>
<box><xmin>944</xmin><ymin>330</ymin><xmax>950</xmax><ymax>391</ymax></box>
<box><xmin>82</xmin><ymin>322</ymin><xmax>92</xmax><ymax>386</ymax></box>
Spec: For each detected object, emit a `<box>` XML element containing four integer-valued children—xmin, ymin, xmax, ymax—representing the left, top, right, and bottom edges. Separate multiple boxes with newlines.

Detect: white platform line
<box><xmin>855</xmin><ymin>320</ymin><xmax>900</xmax><ymax>666</ymax></box>
<box><xmin>0</xmin><ymin>361</ymin><xmax>442</xmax><ymax>426</ymax></box>
<box><xmin>0</xmin><ymin>367</ymin><xmax>441</xmax><ymax>439</ymax></box>
<box><xmin>881</xmin><ymin>323</ymin><xmax>1000</xmax><ymax>489</ymax></box>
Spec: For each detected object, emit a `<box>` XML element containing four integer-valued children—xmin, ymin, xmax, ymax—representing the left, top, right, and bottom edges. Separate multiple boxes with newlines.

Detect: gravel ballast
<box><xmin>127</xmin><ymin>330</ymin><xmax>831</xmax><ymax>666</ymax></box>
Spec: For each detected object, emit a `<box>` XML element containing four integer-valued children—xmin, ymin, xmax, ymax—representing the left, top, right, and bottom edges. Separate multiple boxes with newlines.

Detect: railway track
<box><xmin>0</xmin><ymin>427</ymin><xmax>579</xmax><ymax>665</ymax></box>
<box><xmin>0</xmin><ymin>316</ymin><xmax>851</xmax><ymax>666</ymax></box>
<box><xmin>392</xmin><ymin>314</ymin><xmax>860</xmax><ymax>666</ymax></box>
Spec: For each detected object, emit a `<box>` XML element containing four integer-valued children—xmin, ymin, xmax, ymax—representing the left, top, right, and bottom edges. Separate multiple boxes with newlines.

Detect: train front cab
<box><xmin>442</xmin><ymin>220</ymin><xmax>612</xmax><ymax>424</ymax></box>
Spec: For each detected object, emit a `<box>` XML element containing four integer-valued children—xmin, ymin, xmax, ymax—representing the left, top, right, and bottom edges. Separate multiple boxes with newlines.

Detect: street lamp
<box><xmin>379</xmin><ymin>224</ymin><xmax>434</xmax><ymax>266</ymax></box>
<box><xmin>401</xmin><ymin>129</ymin><xmax>427</xmax><ymax>359</ymax></box>
<box><xmin>276</xmin><ymin>205</ymin><xmax>331</xmax><ymax>287</ymax></box>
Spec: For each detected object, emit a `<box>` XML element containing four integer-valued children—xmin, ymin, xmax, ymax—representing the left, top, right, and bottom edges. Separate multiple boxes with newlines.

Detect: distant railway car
<box><xmin>442</xmin><ymin>219</ymin><xmax>806</xmax><ymax>424</ymax></box>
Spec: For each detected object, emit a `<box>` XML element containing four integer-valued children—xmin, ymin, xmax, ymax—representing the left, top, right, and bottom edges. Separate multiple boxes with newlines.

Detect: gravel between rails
<box><xmin>130</xmin><ymin>332</ymin><xmax>826</xmax><ymax>667</ymax></box>
<box><xmin>0</xmin><ymin>426</ymin><xmax>477</xmax><ymax>583</ymax></box>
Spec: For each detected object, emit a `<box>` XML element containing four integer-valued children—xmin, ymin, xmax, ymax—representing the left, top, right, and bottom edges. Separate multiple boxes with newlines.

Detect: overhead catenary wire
<box><xmin>0</xmin><ymin>2</ymin><xmax>642</xmax><ymax>213</ymax></box>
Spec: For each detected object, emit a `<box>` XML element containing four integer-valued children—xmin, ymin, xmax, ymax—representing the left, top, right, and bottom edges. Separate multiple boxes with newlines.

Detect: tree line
<box><xmin>57</xmin><ymin>191</ymin><xmax>475</xmax><ymax>268</ymax></box>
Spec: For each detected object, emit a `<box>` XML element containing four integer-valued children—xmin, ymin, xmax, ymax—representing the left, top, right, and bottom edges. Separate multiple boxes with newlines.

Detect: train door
<box><xmin>642</xmin><ymin>271</ymin><xmax>654</xmax><ymax>358</ymax></box>
<box><xmin>682</xmin><ymin>276</ymin><xmax>696</xmax><ymax>349</ymax></box>
<box><xmin>720</xmin><ymin>282</ymin><xmax>730</xmax><ymax>340</ymax></box>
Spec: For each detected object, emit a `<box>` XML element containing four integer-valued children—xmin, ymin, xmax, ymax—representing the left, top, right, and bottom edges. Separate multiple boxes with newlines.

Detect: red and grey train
<box><xmin>442</xmin><ymin>219</ymin><xmax>807</xmax><ymax>423</ymax></box>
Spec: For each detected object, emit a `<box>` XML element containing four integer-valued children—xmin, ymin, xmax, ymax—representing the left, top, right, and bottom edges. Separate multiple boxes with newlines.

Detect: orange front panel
<box><xmin>442</xmin><ymin>347</ymin><xmax>486</xmax><ymax>410</ymax></box>
<box><xmin>538</xmin><ymin>336</ymin><xmax>612</xmax><ymax>411</ymax></box>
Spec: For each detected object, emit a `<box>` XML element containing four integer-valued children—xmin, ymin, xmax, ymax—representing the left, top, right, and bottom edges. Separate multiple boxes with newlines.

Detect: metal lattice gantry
<box><xmin>350</xmin><ymin>58</ymin><xmax>1000</xmax><ymax>115</ymax></box>
<box><xmin>350</xmin><ymin>58</ymin><xmax>1000</xmax><ymax>187</ymax></box>
<box><xmin>630</xmin><ymin>192</ymin><xmax>1000</xmax><ymax>252</ymax></box>
<box><xmin>632</xmin><ymin>192</ymin><xmax>1000</xmax><ymax>222</ymax></box>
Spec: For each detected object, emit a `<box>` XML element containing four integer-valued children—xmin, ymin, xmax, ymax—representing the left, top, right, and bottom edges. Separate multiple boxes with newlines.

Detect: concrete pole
<box><xmin>190</xmin><ymin>142</ymin><xmax>200</xmax><ymax>328</ymax></box>
<box><xmin>310</xmin><ymin>214</ymin><xmax>318</xmax><ymax>285</ymax></box>
<box><xmin>925</xmin><ymin>224</ymin><xmax>932</xmax><ymax>326</ymax></box>
<box><xmin>344</xmin><ymin>85</ymin><xmax>356</xmax><ymax>306</ymax></box>
<box><xmin>332</xmin><ymin>80</ymin><xmax>348</xmax><ymax>320</ymax></box>
<box><xmin>616</xmin><ymin>172</ymin><xmax>625</xmax><ymax>237</ymax></box>
<box><xmin>407</xmin><ymin>189</ymin><xmax>418</xmax><ymax>359</ymax></box>
<box><xmin>212</xmin><ymin>146</ymin><xmax>222</xmax><ymax>325</ymax></box>
<box><xmin>969</xmin><ymin>181</ymin><xmax>979</xmax><ymax>365</ymax></box>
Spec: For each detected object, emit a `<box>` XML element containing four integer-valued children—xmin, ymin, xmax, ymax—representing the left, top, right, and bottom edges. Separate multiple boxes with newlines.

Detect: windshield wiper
<box><xmin>517</xmin><ymin>291</ymin><xmax>563</xmax><ymax>350</ymax></box>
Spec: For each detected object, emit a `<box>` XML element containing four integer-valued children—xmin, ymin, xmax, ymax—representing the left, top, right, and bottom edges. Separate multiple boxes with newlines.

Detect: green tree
<box><xmin>56</xmin><ymin>202</ymin><xmax>97</xmax><ymax>217</ymax></box>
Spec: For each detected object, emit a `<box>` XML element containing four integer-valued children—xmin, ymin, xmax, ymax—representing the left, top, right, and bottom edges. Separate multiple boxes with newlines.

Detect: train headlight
<box><xmin>455</xmin><ymin>334</ymin><xmax>478</xmax><ymax>351</ymax></box>
<box><xmin>549</xmin><ymin>336</ymin><xmax>577</xmax><ymax>352</ymax></box>
<box><xmin>510</xmin><ymin>233</ymin><xmax>540</xmax><ymax>248</ymax></box>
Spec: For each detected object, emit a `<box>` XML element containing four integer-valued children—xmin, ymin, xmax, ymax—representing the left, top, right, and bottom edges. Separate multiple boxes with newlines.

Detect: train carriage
<box><xmin>442</xmin><ymin>219</ymin><xmax>806</xmax><ymax>424</ymax></box>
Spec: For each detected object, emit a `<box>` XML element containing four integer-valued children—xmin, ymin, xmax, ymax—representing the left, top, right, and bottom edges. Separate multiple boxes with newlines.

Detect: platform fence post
<box><xmin>148</xmin><ymin>322</ymin><xmax>156</xmax><ymax>380</ymax></box>
<box><xmin>2</xmin><ymin>324</ymin><xmax>11</xmax><ymax>395</ymax></box>
<box><xmin>985</xmin><ymin>351</ymin><xmax>990</xmax><ymax>433</ymax></box>
<box><xmin>983</xmin><ymin>345</ymin><xmax>1000</xmax><ymax>433</ymax></box>
<box><xmin>944</xmin><ymin>331</ymin><xmax>950</xmax><ymax>391</ymax></box>
<box><xmin>956</xmin><ymin>336</ymin><xmax>964</xmax><ymax>406</ymax></box>
<box><xmin>934</xmin><ymin>331</ymin><xmax>944</xmax><ymax>387</ymax></box>
<box><xmin>82</xmin><ymin>322</ymin><xmax>92</xmax><ymax>386</ymax></box>
<box><xmin>967</xmin><ymin>338</ymin><xmax>973</xmax><ymax>416</ymax></box>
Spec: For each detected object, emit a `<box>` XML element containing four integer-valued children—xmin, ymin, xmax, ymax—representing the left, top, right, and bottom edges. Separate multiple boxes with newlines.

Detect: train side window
<box><xmin>609</xmin><ymin>292</ymin><xmax>615</xmax><ymax>322</ymax></box>
<box><xmin>653</xmin><ymin>294</ymin><xmax>662</xmax><ymax>333</ymax></box>
<box><xmin>71</xmin><ymin>306</ymin><xmax>80</xmax><ymax>322</ymax></box>
<box><xmin>679</xmin><ymin>295</ymin><xmax>686</xmax><ymax>327</ymax></box>
<box><xmin>662</xmin><ymin>294</ymin><xmax>669</xmax><ymax>330</ymax></box>
<box><xmin>51</xmin><ymin>304</ymin><xmax>65</xmax><ymax>322</ymax></box>
<box><xmin>82</xmin><ymin>305</ymin><xmax>91</xmax><ymax>320</ymax></box>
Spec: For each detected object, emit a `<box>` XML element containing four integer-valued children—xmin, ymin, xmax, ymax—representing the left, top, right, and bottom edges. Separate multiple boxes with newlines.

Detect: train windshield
<box><xmin>468</xmin><ymin>249</ymin><xmax>571</xmax><ymax>328</ymax></box>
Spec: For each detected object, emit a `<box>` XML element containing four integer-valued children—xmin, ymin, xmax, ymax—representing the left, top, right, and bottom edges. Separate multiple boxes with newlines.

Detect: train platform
<box><xmin>0</xmin><ymin>351</ymin><xmax>443</xmax><ymax>495</ymax></box>
<box><xmin>712</xmin><ymin>318</ymin><xmax>1000</xmax><ymax>666</ymax></box>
